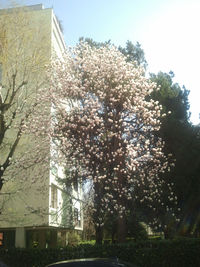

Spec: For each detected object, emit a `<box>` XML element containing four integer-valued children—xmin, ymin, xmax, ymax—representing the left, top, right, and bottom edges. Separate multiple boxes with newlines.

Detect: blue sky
<box><xmin>3</xmin><ymin>0</ymin><xmax>200</xmax><ymax>124</ymax></box>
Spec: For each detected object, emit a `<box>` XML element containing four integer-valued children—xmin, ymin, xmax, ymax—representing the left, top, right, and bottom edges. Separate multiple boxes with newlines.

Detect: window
<box><xmin>73</xmin><ymin>177</ymin><xmax>78</xmax><ymax>192</ymax></box>
<box><xmin>0</xmin><ymin>230</ymin><xmax>15</xmax><ymax>248</ymax></box>
<box><xmin>74</xmin><ymin>208</ymin><xmax>81</xmax><ymax>227</ymax></box>
<box><xmin>0</xmin><ymin>63</ymin><xmax>2</xmax><ymax>83</ymax></box>
<box><xmin>51</xmin><ymin>184</ymin><xmax>57</xmax><ymax>209</ymax></box>
<box><xmin>72</xmin><ymin>169</ymin><xmax>78</xmax><ymax>192</ymax></box>
<box><xmin>0</xmin><ymin>232</ymin><xmax>3</xmax><ymax>246</ymax></box>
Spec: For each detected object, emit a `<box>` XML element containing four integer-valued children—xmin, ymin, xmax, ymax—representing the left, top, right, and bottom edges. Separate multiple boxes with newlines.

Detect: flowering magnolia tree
<box><xmin>49</xmin><ymin>43</ymin><xmax>177</xmax><ymax>243</ymax></box>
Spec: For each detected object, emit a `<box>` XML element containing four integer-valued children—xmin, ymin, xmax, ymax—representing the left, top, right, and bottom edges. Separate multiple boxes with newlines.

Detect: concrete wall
<box><xmin>0</xmin><ymin>5</ymin><xmax>83</xmax><ymax>235</ymax></box>
<box><xmin>0</xmin><ymin>5</ymin><xmax>52</xmax><ymax>228</ymax></box>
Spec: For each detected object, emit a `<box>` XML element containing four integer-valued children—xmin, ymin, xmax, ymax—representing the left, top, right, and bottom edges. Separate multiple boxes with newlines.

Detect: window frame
<box><xmin>0</xmin><ymin>63</ymin><xmax>2</xmax><ymax>83</ymax></box>
<box><xmin>51</xmin><ymin>184</ymin><xmax>58</xmax><ymax>209</ymax></box>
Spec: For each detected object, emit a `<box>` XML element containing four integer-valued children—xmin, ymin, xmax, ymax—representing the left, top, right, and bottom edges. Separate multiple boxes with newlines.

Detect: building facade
<box><xmin>0</xmin><ymin>4</ymin><xmax>83</xmax><ymax>249</ymax></box>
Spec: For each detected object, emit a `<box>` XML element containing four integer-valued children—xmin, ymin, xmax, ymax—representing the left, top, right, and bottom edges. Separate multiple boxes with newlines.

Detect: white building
<box><xmin>0</xmin><ymin>4</ymin><xmax>83</xmax><ymax>249</ymax></box>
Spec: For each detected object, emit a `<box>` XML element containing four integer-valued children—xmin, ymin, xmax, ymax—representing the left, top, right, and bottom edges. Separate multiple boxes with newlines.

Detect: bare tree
<box><xmin>0</xmin><ymin>5</ymin><xmax>51</xmax><ymax>222</ymax></box>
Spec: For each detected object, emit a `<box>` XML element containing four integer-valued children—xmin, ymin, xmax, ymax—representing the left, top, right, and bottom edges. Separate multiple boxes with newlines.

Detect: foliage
<box><xmin>127</xmin><ymin>221</ymin><xmax>148</xmax><ymax>241</ymax></box>
<box><xmin>0</xmin><ymin>238</ymin><xmax>200</xmax><ymax>267</ymax></box>
<box><xmin>61</xmin><ymin>190</ymin><xmax>74</xmax><ymax>229</ymax></box>
<box><xmin>150</xmin><ymin>71</ymin><xmax>190</xmax><ymax>122</ymax></box>
<box><xmin>103</xmin><ymin>212</ymin><xmax>148</xmax><ymax>242</ymax></box>
<box><xmin>150</xmin><ymin>71</ymin><xmax>200</xmax><ymax>237</ymax></box>
<box><xmin>119</xmin><ymin>40</ymin><xmax>147</xmax><ymax>69</ymax></box>
<box><xmin>79</xmin><ymin>239</ymin><xmax>96</xmax><ymax>245</ymax></box>
<box><xmin>67</xmin><ymin>231</ymin><xmax>81</xmax><ymax>246</ymax></box>
<box><xmin>79</xmin><ymin>37</ymin><xmax>111</xmax><ymax>48</ymax></box>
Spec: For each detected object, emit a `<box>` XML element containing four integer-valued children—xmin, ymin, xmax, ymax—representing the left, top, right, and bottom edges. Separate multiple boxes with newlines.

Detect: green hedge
<box><xmin>0</xmin><ymin>238</ymin><xmax>200</xmax><ymax>267</ymax></box>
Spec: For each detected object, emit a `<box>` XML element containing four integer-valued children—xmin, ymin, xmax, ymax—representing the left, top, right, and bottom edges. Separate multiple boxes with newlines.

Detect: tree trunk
<box><xmin>163</xmin><ymin>228</ymin><xmax>170</xmax><ymax>239</ymax></box>
<box><xmin>164</xmin><ymin>226</ymin><xmax>174</xmax><ymax>239</ymax></box>
<box><xmin>194</xmin><ymin>222</ymin><xmax>200</xmax><ymax>238</ymax></box>
<box><xmin>112</xmin><ymin>229</ymin><xmax>116</xmax><ymax>244</ymax></box>
<box><xmin>117</xmin><ymin>216</ymin><xmax>126</xmax><ymax>243</ymax></box>
<box><xmin>95</xmin><ymin>226</ymin><xmax>103</xmax><ymax>244</ymax></box>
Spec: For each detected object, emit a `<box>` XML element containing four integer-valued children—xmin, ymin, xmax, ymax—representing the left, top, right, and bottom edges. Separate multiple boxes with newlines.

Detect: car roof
<box><xmin>46</xmin><ymin>258</ymin><xmax>136</xmax><ymax>267</ymax></box>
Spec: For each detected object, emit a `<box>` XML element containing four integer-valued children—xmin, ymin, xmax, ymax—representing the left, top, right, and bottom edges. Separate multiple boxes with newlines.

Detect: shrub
<box><xmin>0</xmin><ymin>238</ymin><xmax>199</xmax><ymax>267</ymax></box>
<box><xmin>67</xmin><ymin>231</ymin><xmax>81</xmax><ymax>246</ymax></box>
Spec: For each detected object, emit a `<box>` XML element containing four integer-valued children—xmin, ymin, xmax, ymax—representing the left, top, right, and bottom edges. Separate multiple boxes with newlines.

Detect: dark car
<box><xmin>0</xmin><ymin>261</ymin><xmax>9</xmax><ymax>267</ymax></box>
<box><xmin>46</xmin><ymin>258</ymin><xmax>138</xmax><ymax>267</ymax></box>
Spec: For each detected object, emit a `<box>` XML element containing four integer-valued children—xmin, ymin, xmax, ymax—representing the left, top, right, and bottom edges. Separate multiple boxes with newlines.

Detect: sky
<box><xmin>2</xmin><ymin>0</ymin><xmax>200</xmax><ymax>124</ymax></box>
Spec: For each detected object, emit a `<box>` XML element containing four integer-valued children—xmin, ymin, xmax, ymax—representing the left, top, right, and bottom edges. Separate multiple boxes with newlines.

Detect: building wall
<box><xmin>0</xmin><ymin>5</ymin><xmax>53</xmax><ymax>228</ymax></box>
<box><xmin>0</xmin><ymin>5</ymin><xmax>83</xmax><ymax>248</ymax></box>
